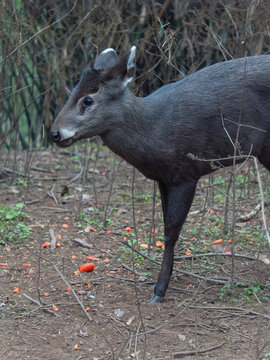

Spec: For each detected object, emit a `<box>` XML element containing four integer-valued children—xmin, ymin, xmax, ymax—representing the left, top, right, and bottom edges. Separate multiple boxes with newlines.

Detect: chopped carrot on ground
<box><xmin>139</xmin><ymin>243</ymin><xmax>153</xmax><ymax>249</ymax></box>
<box><xmin>79</xmin><ymin>263</ymin><xmax>95</xmax><ymax>272</ymax></box>
<box><xmin>212</xmin><ymin>239</ymin><xmax>223</xmax><ymax>245</ymax></box>
<box><xmin>41</xmin><ymin>241</ymin><xmax>50</xmax><ymax>248</ymax></box>
<box><xmin>85</xmin><ymin>256</ymin><xmax>99</xmax><ymax>261</ymax></box>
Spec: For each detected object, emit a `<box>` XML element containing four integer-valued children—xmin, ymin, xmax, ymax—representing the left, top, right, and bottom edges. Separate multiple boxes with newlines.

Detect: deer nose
<box><xmin>50</xmin><ymin>130</ymin><xmax>61</xmax><ymax>142</ymax></box>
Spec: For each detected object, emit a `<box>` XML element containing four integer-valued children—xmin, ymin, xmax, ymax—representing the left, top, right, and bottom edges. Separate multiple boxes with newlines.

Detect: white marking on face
<box><xmin>60</xmin><ymin>128</ymin><xmax>76</xmax><ymax>140</ymax></box>
<box><xmin>101</xmin><ymin>48</ymin><xmax>115</xmax><ymax>54</ymax></box>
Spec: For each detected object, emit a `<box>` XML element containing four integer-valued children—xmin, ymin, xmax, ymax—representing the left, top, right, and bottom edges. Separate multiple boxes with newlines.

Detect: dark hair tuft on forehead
<box><xmin>74</xmin><ymin>67</ymin><xmax>102</xmax><ymax>100</ymax></box>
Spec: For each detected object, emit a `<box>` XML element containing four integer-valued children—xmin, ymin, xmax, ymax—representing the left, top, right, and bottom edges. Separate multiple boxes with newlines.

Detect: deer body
<box><xmin>51</xmin><ymin>47</ymin><xmax>270</xmax><ymax>302</ymax></box>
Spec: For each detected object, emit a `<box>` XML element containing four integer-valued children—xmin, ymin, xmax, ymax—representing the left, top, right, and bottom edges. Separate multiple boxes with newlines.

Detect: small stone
<box><xmin>114</xmin><ymin>308</ymin><xmax>125</xmax><ymax>318</ymax></box>
<box><xmin>178</xmin><ymin>334</ymin><xmax>186</xmax><ymax>342</ymax></box>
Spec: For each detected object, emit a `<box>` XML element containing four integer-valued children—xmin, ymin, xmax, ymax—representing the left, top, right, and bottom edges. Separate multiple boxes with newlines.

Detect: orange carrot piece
<box><xmin>79</xmin><ymin>263</ymin><xmax>95</xmax><ymax>272</ymax></box>
<box><xmin>212</xmin><ymin>239</ymin><xmax>224</xmax><ymax>245</ymax></box>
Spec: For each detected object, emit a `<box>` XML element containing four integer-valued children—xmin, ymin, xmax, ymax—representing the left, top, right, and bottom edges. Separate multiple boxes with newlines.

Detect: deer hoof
<box><xmin>148</xmin><ymin>295</ymin><xmax>163</xmax><ymax>304</ymax></box>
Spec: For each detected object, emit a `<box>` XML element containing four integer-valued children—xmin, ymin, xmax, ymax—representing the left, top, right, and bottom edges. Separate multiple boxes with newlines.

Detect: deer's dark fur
<box><xmin>51</xmin><ymin>47</ymin><xmax>270</xmax><ymax>302</ymax></box>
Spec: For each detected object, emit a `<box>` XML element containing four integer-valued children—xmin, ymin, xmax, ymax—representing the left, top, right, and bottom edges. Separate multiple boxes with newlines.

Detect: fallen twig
<box><xmin>22</xmin><ymin>293</ymin><xmax>60</xmax><ymax>317</ymax></box>
<box><xmin>36</xmin><ymin>206</ymin><xmax>70</xmax><ymax>212</ymax></box>
<box><xmin>73</xmin><ymin>238</ymin><xmax>91</xmax><ymax>248</ymax></box>
<box><xmin>188</xmin><ymin>305</ymin><xmax>270</xmax><ymax>321</ymax></box>
<box><xmin>49</xmin><ymin>228</ymin><xmax>57</xmax><ymax>250</ymax></box>
<box><xmin>237</xmin><ymin>200</ymin><xmax>270</xmax><ymax>222</ymax></box>
<box><xmin>173</xmin><ymin>341</ymin><xmax>225</xmax><ymax>358</ymax></box>
<box><xmin>121</xmin><ymin>240</ymin><xmax>229</xmax><ymax>284</ymax></box>
<box><xmin>25</xmin><ymin>198</ymin><xmax>42</xmax><ymax>205</ymax></box>
<box><xmin>52</xmin><ymin>264</ymin><xmax>93</xmax><ymax>321</ymax></box>
<box><xmin>174</xmin><ymin>252</ymin><xmax>262</xmax><ymax>262</ymax></box>
<box><xmin>1</xmin><ymin>167</ymin><xmax>27</xmax><ymax>177</ymax></box>
<box><xmin>67</xmin><ymin>159</ymin><xmax>83</xmax><ymax>185</ymax></box>
<box><xmin>253</xmin><ymin>157</ymin><xmax>270</xmax><ymax>246</ymax></box>
<box><xmin>47</xmin><ymin>184</ymin><xmax>58</xmax><ymax>205</ymax></box>
<box><xmin>120</xmin><ymin>262</ymin><xmax>142</xmax><ymax>276</ymax></box>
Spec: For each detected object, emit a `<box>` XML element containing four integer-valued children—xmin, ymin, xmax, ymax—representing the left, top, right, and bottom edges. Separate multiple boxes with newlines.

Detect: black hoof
<box><xmin>148</xmin><ymin>295</ymin><xmax>164</xmax><ymax>304</ymax></box>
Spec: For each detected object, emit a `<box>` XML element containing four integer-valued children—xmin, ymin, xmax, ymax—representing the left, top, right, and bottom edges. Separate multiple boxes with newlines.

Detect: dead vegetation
<box><xmin>1</xmin><ymin>1</ymin><xmax>270</xmax><ymax>359</ymax></box>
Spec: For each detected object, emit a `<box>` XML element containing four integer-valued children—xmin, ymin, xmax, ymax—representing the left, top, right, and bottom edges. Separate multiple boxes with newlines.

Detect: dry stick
<box><xmin>120</xmin><ymin>240</ymin><xmax>229</xmax><ymax>285</ymax></box>
<box><xmin>257</xmin><ymin>322</ymin><xmax>270</xmax><ymax>360</ymax></box>
<box><xmin>22</xmin><ymin>293</ymin><xmax>60</xmax><ymax>317</ymax></box>
<box><xmin>1</xmin><ymin>0</ymin><xmax>78</xmax><ymax>64</ymax></box>
<box><xmin>47</xmin><ymin>183</ymin><xmax>58</xmax><ymax>205</ymax></box>
<box><xmin>224</xmin><ymin>173</ymin><xmax>232</xmax><ymax>234</ymax></box>
<box><xmin>188</xmin><ymin>305</ymin><xmax>270</xmax><ymax>321</ymax></box>
<box><xmin>148</xmin><ymin>181</ymin><xmax>157</xmax><ymax>252</ymax></box>
<box><xmin>67</xmin><ymin>159</ymin><xmax>83</xmax><ymax>185</ymax></box>
<box><xmin>73</xmin><ymin>238</ymin><xmax>91</xmax><ymax>249</ymax></box>
<box><xmin>36</xmin><ymin>237</ymin><xmax>43</xmax><ymax>305</ymax></box>
<box><xmin>121</xmin><ymin>262</ymin><xmax>142</xmax><ymax>276</ymax></box>
<box><xmin>132</xmin><ymin>168</ymin><xmax>139</xmax><ymax>247</ymax></box>
<box><xmin>50</xmin><ymin>261</ymin><xmax>115</xmax><ymax>359</ymax></box>
<box><xmin>174</xmin><ymin>252</ymin><xmax>262</xmax><ymax>262</ymax></box>
<box><xmin>229</xmin><ymin>56</ymin><xmax>247</xmax><ymax>289</ymax></box>
<box><xmin>36</xmin><ymin>206</ymin><xmax>70</xmax><ymax>213</ymax></box>
<box><xmin>134</xmin><ymin>321</ymin><xmax>142</xmax><ymax>360</ymax></box>
<box><xmin>195</xmin><ymin>177</ymin><xmax>209</xmax><ymax>242</ymax></box>
<box><xmin>49</xmin><ymin>228</ymin><xmax>57</xmax><ymax>250</ymax></box>
<box><xmin>194</xmin><ymin>299</ymin><xmax>198</xmax><ymax>358</ymax></box>
<box><xmin>116</xmin><ymin>285</ymin><xmax>203</xmax><ymax>360</ymax></box>
<box><xmin>173</xmin><ymin>341</ymin><xmax>225</xmax><ymax>358</ymax></box>
<box><xmin>124</xmin><ymin>166</ymin><xmax>147</xmax><ymax>360</ymax></box>
<box><xmin>142</xmin><ymin>283</ymin><xmax>202</xmax><ymax>337</ymax></box>
<box><xmin>0</xmin><ymin>88</ymin><xmax>51</xmax><ymax>148</ymax></box>
<box><xmin>253</xmin><ymin>157</ymin><xmax>270</xmax><ymax>246</ymax></box>
<box><xmin>238</xmin><ymin>201</ymin><xmax>270</xmax><ymax>222</ymax></box>
<box><xmin>103</xmin><ymin>156</ymin><xmax>117</xmax><ymax>228</ymax></box>
<box><xmin>92</xmin><ymin>141</ymin><xmax>100</xmax><ymax>206</ymax></box>
<box><xmin>51</xmin><ymin>263</ymin><xmax>93</xmax><ymax>321</ymax></box>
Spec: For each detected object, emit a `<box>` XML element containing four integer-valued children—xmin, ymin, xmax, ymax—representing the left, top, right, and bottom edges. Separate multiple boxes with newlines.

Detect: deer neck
<box><xmin>100</xmin><ymin>90</ymin><xmax>158</xmax><ymax>174</ymax></box>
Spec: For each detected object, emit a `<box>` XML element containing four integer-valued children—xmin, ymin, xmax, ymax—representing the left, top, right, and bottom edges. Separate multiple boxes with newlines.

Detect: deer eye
<box><xmin>83</xmin><ymin>97</ymin><xmax>93</xmax><ymax>106</ymax></box>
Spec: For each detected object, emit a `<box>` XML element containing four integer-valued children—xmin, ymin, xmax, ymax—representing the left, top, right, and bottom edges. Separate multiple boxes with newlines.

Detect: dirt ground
<box><xmin>0</xmin><ymin>146</ymin><xmax>270</xmax><ymax>360</ymax></box>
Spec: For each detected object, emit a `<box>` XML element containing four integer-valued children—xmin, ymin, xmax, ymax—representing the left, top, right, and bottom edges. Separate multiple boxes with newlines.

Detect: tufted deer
<box><xmin>51</xmin><ymin>47</ymin><xmax>270</xmax><ymax>303</ymax></box>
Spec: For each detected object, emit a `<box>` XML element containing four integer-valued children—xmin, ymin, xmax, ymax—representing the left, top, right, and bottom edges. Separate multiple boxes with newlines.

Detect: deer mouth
<box><xmin>57</xmin><ymin>137</ymin><xmax>75</xmax><ymax>147</ymax></box>
<box><xmin>57</xmin><ymin>133</ymin><xmax>79</xmax><ymax>147</ymax></box>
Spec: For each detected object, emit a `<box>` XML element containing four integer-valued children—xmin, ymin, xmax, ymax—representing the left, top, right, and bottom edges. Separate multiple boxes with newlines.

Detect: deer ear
<box><xmin>94</xmin><ymin>48</ymin><xmax>119</xmax><ymax>72</ymax></box>
<box><xmin>123</xmin><ymin>46</ymin><xmax>136</xmax><ymax>86</ymax></box>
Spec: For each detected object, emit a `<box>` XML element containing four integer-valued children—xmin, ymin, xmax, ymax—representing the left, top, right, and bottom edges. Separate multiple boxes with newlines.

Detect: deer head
<box><xmin>50</xmin><ymin>46</ymin><xmax>136</xmax><ymax>146</ymax></box>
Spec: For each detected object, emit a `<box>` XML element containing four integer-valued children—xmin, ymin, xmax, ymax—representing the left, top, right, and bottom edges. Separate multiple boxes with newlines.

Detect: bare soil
<box><xmin>0</xmin><ymin>147</ymin><xmax>270</xmax><ymax>360</ymax></box>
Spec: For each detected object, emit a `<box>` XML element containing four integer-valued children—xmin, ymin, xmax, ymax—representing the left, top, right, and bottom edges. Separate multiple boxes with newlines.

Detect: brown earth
<box><xmin>0</xmin><ymin>146</ymin><xmax>270</xmax><ymax>360</ymax></box>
